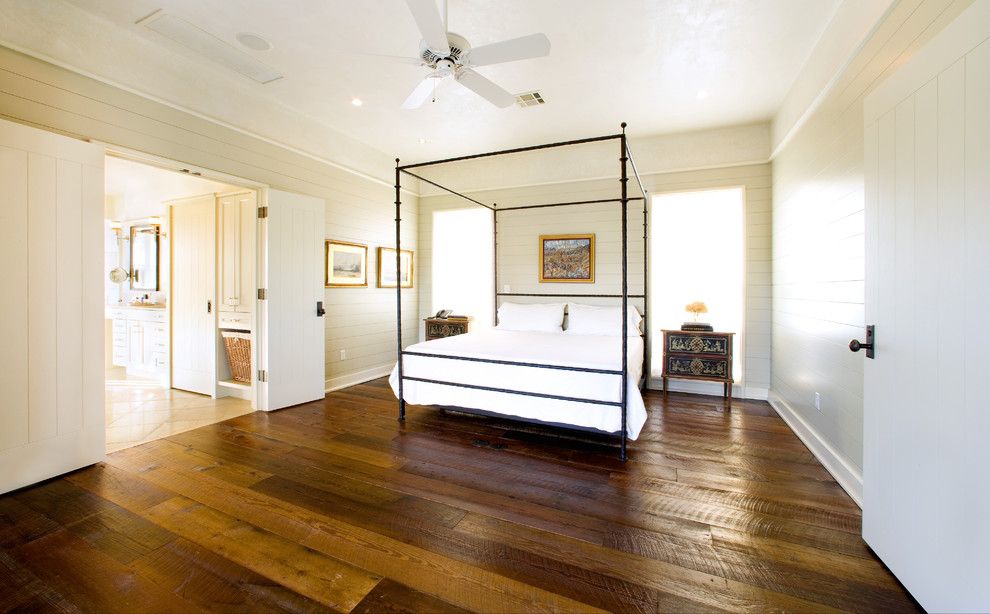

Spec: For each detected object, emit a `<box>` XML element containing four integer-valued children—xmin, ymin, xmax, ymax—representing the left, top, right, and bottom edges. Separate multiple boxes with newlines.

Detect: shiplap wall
<box><xmin>0</xmin><ymin>45</ymin><xmax>417</xmax><ymax>392</ymax></box>
<box><xmin>770</xmin><ymin>0</ymin><xmax>973</xmax><ymax>482</ymax></box>
<box><xmin>419</xmin><ymin>162</ymin><xmax>772</xmax><ymax>397</ymax></box>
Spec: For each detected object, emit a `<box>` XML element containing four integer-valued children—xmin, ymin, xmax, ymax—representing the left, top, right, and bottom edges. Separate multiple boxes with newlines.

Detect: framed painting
<box><xmin>325</xmin><ymin>240</ymin><xmax>368</xmax><ymax>287</ymax></box>
<box><xmin>539</xmin><ymin>234</ymin><xmax>595</xmax><ymax>283</ymax></box>
<box><xmin>377</xmin><ymin>247</ymin><xmax>414</xmax><ymax>288</ymax></box>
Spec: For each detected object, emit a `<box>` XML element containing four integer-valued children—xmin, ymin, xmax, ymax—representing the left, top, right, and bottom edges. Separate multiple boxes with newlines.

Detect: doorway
<box><xmin>103</xmin><ymin>155</ymin><xmax>256</xmax><ymax>452</ymax></box>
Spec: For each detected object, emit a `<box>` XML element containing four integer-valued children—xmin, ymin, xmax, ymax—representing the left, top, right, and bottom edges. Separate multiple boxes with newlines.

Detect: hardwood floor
<box><xmin>0</xmin><ymin>378</ymin><xmax>918</xmax><ymax>613</ymax></box>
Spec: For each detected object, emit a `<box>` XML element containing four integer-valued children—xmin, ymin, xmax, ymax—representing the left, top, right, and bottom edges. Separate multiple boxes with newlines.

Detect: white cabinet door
<box><xmin>862</xmin><ymin>3</ymin><xmax>990</xmax><ymax>611</ymax></box>
<box><xmin>218</xmin><ymin>191</ymin><xmax>256</xmax><ymax>313</ymax></box>
<box><xmin>0</xmin><ymin>117</ymin><xmax>104</xmax><ymax>495</ymax></box>
<box><xmin>128</xmin><ymin>321</ymin><xmax>144</xmax><ymax>367</ymax></box>
<box><xmin>171</xmin><ymin>195</ymin><xmax>217</xmax><ymax>395</ymax></box>
<box><xmin>258</xmin><ymin>189</ymin><xmax>325</xmax><ymax>410</ymax></box>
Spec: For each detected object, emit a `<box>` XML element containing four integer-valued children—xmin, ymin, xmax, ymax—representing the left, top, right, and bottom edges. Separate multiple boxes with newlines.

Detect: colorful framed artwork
<box><xmin>539</xmin><ymin>234</ymin><xmax>595</xmax><ymax>283</ymax></box>
<box><xmin>325</xmin><ymin>240</ymin><xmax>368</xmax><ymax>287</ymax></box>
<box><xmin>377</xmin><ymin>247</ymin><xmax>414</xmax><ymax>288</ymax></box>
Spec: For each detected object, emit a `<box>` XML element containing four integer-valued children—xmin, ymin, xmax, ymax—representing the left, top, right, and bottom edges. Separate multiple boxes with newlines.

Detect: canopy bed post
<box><xmin>493</xmin><ymin>206</ymin><xmax>499</xmax><ymax>326</ymax></box>
<box><xmin>619</xmin><ymin>123</ymin><xmax>629</xmax><ymax>462</ymax></box>
<box><xmin>395</xmin><ymin>158</ymin><xmax>406</xmax><ymax>422</ymax></box>
<box><xmin>625</xmin><ymin>139</ymin><xmax>650</xmax><ymax>389</ymax></box>
<box><xmin>642</xmin><ymin>190</ymin><xmax>649</xmax><ymax>388</ymax></box>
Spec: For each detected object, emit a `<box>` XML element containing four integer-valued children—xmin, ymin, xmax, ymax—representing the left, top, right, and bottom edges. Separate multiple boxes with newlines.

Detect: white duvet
<box><xmin>388</xmin><ymin>329</ymin><xmax>647</xmax><ymax>439</ymax></box>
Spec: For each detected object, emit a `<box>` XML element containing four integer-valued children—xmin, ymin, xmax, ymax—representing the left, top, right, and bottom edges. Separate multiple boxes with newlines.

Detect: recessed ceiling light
<box><xmin>418</xmin><ymin>138</ymin><xmax>427</xmax><ymax>144</ymax></box>
<box><xmin>236</xmin><ymin>32</ymin><xmax>272</xmax><ymax>52</ymax></box>
<box><xmin>696</xmin><ymin>89</ymin><xmax>709</xmax><ymax>101</ymax></box>
<box><xmin>351</xmin><ymin>98</ymin><xmax>363</xmax><ymax>107</ymax></box>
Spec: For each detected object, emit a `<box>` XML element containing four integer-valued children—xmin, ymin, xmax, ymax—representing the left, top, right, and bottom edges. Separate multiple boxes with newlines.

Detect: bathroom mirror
<box><xmin>129</xmin><ymin>224</ymin><xmax>160</xmax><ymax>291</ymax></box>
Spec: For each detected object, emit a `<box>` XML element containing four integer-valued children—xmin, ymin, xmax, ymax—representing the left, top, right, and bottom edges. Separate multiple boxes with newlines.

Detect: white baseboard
<box><xmin>325</xmin><ymin>363</ymin><xmax>393</xmax><ymax>393</ymax></box>
<box><xmin>647</xmin><ymin>377</ymin><xmax>768</xmax><ymax>400</ymax></box>
<box><xmin>767</xmin><ymin>390</ymin><xmax>863</xmax><ymax>507</ymax></box>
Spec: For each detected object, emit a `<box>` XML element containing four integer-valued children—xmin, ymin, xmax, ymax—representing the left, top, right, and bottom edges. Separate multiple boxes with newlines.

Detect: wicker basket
<box><xmin>221</xmin><ymin>331</ymin><xmax>252</xmax><ymax>383</ymax></box>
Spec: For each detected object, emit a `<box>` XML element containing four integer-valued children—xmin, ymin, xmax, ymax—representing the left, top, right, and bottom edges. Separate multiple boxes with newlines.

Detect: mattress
<box><xmin>388</xmin><ymin>329</ymin><xmax>647</xmax><ymax>439</ymax></box>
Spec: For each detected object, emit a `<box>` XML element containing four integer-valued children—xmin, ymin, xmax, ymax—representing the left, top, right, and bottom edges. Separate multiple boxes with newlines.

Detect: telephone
<box><xmin>434</xmin><ymin>309</ymin><xmax>452</xmax><ymax>319</ymax></box>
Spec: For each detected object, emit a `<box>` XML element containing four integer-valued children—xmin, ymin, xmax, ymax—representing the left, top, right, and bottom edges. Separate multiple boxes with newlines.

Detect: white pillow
<box><xmin>496</xmin><ymin>302</ymin><xmax>565</xmax><ymax>333</ymax></box>
<box><xmin>565</xmin><ymin>303</ymin><xmax>642</xmax><ymax>336</ymax></box>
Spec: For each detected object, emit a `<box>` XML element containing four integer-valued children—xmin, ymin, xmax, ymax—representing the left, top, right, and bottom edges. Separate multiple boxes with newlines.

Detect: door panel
<box><xmin>170</xmin><ymin>195</ymin><xmax>216</xmax><ymax>395</ymax></box>
<box><xmin>260</xmin><ymin>189</ymin><xmax>325</xmax><ymax>410</ymax></box>
<box><xmin>862</xmin><ymin>4</ymin><xmax>990</xmax><ymax>610</ymax></box>
<box><xmin>0</xmin><ymin>117</ymin><xmax>104</xmax><ymax>495</ymax></box>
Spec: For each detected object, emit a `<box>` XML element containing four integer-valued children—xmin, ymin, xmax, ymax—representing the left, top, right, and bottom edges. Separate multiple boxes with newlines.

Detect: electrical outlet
<box><xmin>339</xmin><ymin>349</ymin><xmax>346</xmax><ymax>360</ymax></box>
<box><xmin>814</xmin><ymin>392</ymin><xmax>822</xmax><ymax>412</ymax></box>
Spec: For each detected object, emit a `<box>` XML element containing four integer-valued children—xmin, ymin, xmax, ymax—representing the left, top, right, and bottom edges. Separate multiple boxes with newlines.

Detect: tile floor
<box><xmin>105</xmin><ymin>368</ymin><xmax>253</xmax><ymax>453</ymax></box>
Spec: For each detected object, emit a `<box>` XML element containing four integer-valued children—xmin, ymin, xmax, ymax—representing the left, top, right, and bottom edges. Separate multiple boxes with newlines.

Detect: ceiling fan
<box><xmin>395</xmin><ymin>0</ymin><xmax>551</xmax><ymax>109</ymax></box>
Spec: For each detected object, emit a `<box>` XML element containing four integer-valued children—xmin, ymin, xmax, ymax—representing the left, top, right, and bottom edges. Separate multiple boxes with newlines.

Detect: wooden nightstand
<box><xmin>424</xmin><ymin>316</ymin><xmax>471</xmax><ymax>341</ymax></box>
<box><xmin>661</xmin><ymin>329</ymin><xmax>735</xmax><ymax>409</ymax></box>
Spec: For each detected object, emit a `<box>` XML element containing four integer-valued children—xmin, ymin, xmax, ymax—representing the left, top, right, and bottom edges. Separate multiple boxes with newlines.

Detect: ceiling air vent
<box><xmin>515</xmin><ymin>91</ymin><xmax>546</xmax><ymax>108</ymax></box>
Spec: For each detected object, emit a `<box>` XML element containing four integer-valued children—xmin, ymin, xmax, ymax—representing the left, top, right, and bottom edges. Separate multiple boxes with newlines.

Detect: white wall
<box><xmin>0</xmin><ymin>44</ymin><xmax>418</xmax><ymax>392</ymax></box>
<box><xmin>418</xmin><ymin>130</ymin><xmax>772</xmax><ymax>397</ymax></box>
<box><xmin>769</xmin><ymin>0</ymin><xmax>973</xmax><ymax>498</ymax></box>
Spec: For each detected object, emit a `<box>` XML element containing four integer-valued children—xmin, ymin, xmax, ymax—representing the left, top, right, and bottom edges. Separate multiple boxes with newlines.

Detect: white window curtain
<box><xmin>650</xmin><ymin>187</ymin><xmax>745</xmax><ymax>382</ymax></box>
<box><xmin>432</xmin><ymin>207</ymin><xmax>494</xmax><ymax>329</ymax></box>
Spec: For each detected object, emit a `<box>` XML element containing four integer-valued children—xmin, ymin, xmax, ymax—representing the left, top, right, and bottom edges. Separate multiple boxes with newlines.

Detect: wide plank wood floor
<box><xmin>0</xmin><ymin>378</ymin><xmax>918</xmax><ymax>613</ymax></box>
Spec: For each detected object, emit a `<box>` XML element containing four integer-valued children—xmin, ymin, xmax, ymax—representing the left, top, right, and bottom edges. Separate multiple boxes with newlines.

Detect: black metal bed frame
<box><xmin>393</xmin><ymin>123</ymin><xmax>649</xmax><ymax>460</ymax></box>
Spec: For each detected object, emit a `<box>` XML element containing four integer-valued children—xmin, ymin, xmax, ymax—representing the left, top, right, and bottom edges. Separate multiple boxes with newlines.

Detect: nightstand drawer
<box><xmin>425</xmin><ymin>317</ymin><xmax>470</xmax><ymax>341</ymax></box>
<box><xmin>666</xmin><ymin>333</ymin><xmax>729</xmax><ymax>356</ymax></box>
<box><xmin>667</xmin><ymin>356</ymin><xmax>730</xmax><ymax>379</ymax></box>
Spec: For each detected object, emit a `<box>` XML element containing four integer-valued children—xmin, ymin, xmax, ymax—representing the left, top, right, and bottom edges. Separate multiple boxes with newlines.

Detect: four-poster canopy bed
<box><xmin>390</xmin><ymin>123</ymin><xmax>649</xmax><ymax>460</ymax></box>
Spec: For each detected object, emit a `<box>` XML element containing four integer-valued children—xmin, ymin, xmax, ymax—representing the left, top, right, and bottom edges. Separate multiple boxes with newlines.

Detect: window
<box><xmin>650</xmin><ymin>187</ymin><xmax>745</xmax><ymax>382</ymax></box>
<box><xmin>432</xmin><ymin>208</ymin><xmax>494</xmax><ymax>329</ymax></box>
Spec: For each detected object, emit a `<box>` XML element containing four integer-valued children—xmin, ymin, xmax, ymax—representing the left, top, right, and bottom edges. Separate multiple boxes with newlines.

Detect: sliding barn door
<box><xmin>170</xmin><ymin>195</ymin><xmax>217</xmax><ymax>395</ymax></box>
<box><xmin>0</xmin><ymin>117</ymin><xmax>104</xmax><ymax>494</ymax></box>
<box><xmin>862</xmin><ymin>3</ymin><xmax>990</xmax><ymax>610</ymax></box>
<box><xmin>258</xmin><ymin>189</ymin><xmax>325</xmax><ymax>410</ymax></box>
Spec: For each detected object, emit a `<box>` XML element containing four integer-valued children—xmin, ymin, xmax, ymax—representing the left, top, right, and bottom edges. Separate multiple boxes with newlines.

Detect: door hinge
<box><xmin>257</xmin><ymin>369</ymin><xmax>268</xmax><ymax>382</ymax></box>
<box><xmin>257</xmin><ymin>206</ymin><xmax>269</xmax><ymax>219</ymax></box>
<box><xmin>257</xmin><ymin>288</ymin><xmax>267</xmax><ymax>300</ymax></box>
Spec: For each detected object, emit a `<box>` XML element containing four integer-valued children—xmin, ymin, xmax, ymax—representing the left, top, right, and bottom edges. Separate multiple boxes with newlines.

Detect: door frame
<box><xmin>102</xmin><ymin>145</ymin><xmax>271</xmax><ymax>410</ymax></box>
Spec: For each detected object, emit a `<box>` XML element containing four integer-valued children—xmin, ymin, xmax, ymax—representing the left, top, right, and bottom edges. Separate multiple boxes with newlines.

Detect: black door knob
<box><xmin>849</xmin><ymin>325</ymin><xmax>876</xmax><ymax>359</ymax></box>
<box><xmin>849</xmin><ymin>339</ymin><xmax>872</xmax><ymax>352</ymax></box>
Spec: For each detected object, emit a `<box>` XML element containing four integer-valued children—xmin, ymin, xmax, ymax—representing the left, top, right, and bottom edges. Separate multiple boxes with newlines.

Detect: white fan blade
<box><xmin>456</xmin><ymin>68</ymin><xmax>515</xmax><ymax>108</ymax></box>
<box><xmin>405</xmin><ymin>0</ymin><xmax>450</xmax><ymax>55</ymax></box>
<box><xmin>463</xmin><ymin>33</ymin><xmax>550</xmax><ymax>67</ymax></box>
<box><xmin>402</xmin><ymin>75</ymin><xmax>440</xmax><ymax>109</ymax></box>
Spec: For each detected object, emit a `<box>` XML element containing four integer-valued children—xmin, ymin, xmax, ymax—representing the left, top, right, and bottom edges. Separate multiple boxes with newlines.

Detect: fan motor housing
<box><xmin>420</xmin><ymin>32</ymin><xmax>470</xmax><ymax>67</ymax></box>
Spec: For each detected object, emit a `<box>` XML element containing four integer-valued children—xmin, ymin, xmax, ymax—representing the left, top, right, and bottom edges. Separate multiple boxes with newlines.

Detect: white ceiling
<box><xmin>0</xmin><ymin>0</ymin><xmax>844</xmax><ymax>166</ymax></box>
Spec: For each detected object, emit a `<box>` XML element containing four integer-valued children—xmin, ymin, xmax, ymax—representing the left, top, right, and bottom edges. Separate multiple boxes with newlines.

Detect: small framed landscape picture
<box><xmin>325</xmin><ymin>240</ymin><xmax>368</xmax><ymax>287</ymax></box>
<box><xmin>539</xmin><ymin>234</ymin><xmax>595</xmax><ymax>283</ymax></box>
<box><xmin>377</xmin><ymin>247</ymin><xmax>414</xmax><ymax>288</ymax></box>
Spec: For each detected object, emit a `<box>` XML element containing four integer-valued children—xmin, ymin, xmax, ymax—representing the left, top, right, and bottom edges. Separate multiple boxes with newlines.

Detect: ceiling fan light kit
<box><xmin>399</xmin><ymin>0</ymin><xmax>551</xmax><ymax>109</ymax></box>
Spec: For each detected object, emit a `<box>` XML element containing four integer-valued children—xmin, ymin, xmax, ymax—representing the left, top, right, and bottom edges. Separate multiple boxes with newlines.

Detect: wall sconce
<box><xmin>110</xmin><ymin>220</ymin><xmax>122</xmax><ymax>236</ymax></box>
<box><xmin>148</xmin><ymin>216</ymin><xmax>167</xmax><ymax>238</ymax></box>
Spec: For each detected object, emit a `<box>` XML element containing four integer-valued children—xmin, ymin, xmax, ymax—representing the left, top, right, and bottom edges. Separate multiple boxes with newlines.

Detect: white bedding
<box><xmin>388</xmin><ymin>329</ymin><xmax>647</xmax><ymax>439</ymax></box>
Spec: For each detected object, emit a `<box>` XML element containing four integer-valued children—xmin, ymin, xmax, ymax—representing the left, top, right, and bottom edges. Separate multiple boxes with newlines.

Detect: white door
<box><xmin>0</xmin><ymin>117</ymin><xmax>104</xmax><ymax>494</ymax></box>
<box><xmin>170</xmin><ymin>195</ymin><xmax>216</xmax><ymax>395</ymax></box>
<box><xmin>258</xmin><ymin>189</ymin><xmax>325</xmax><ymax>410</ymax></box>
<box><xmin>862</xmin><ymin>3</ymin><xmax>990</xmax><ymax>611</ymax></box>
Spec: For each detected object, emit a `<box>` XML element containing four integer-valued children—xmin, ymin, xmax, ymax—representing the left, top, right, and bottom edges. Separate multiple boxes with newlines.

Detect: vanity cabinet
<box><xmin>109</xmin><ymin>307</ymin><xmax>168</xmax><ymax>379</ymax></box>
<box><xmin>218</xmin><ymin>191</ymin><xmax>256</xmax><ymax>314</ymax></box>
